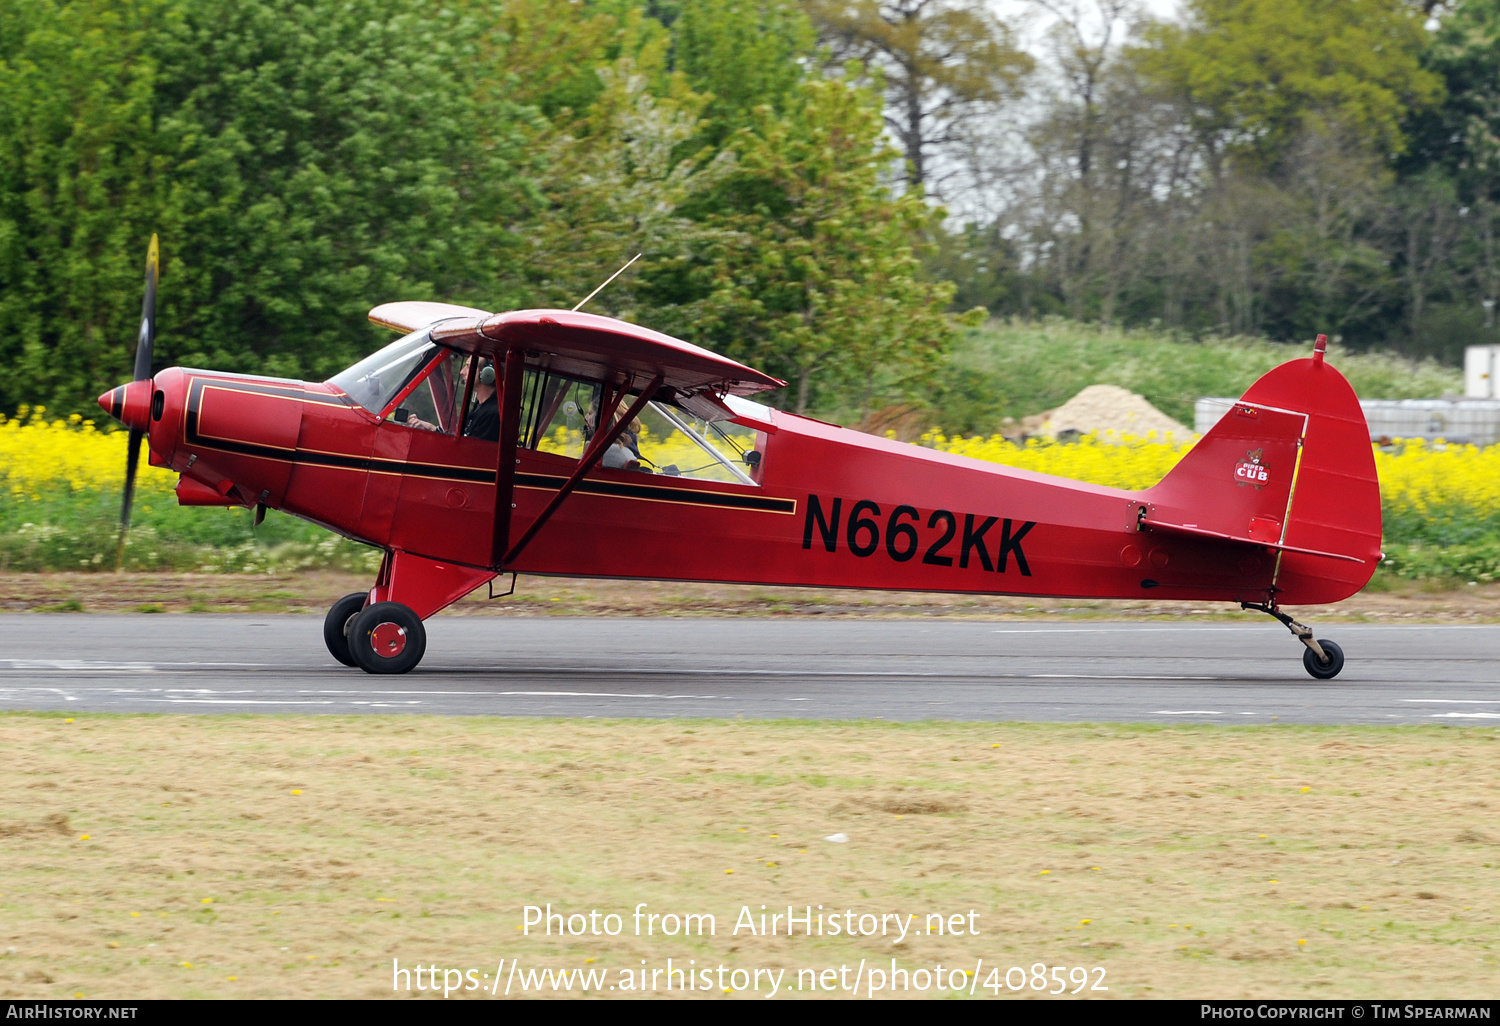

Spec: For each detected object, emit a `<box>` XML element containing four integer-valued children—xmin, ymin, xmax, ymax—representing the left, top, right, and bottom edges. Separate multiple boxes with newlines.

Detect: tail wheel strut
<box><xmin>1242</xmin><ymin>601</ymin><xmax>1345</xmax><ymax>680</ymax></box>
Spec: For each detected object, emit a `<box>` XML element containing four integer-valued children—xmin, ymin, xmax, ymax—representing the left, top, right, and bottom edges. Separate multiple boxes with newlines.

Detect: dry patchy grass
<box><xmin>3</xmin><ymin>572</ymin><xmax>1500</xmax><ymax>622</ymax></box>
<box><xmin>0</xmin><ymin>715</ymin><xmax>1497</xmax><ymax>999</ymax></box>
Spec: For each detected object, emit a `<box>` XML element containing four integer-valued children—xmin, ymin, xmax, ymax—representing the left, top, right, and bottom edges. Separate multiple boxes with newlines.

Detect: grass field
<box><xmin>3</xmin><ymin>570</ymin><xmax>1500</xmax><ymax>621</ymax></box>
<box><xmin>931</xmin><ymin>319</ymin><xmax>1464</xmax><ymax>433</ymax></box>
<box><xmin>2</xmin><ymin>714</ymin><xmax>1497</xmax><ymax>999</ymax></box>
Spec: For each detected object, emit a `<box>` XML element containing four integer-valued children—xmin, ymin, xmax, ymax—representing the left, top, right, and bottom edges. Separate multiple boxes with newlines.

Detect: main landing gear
<box><xmin>1242</xmin><ymin>601</ymin><xmax>1345</xmax><ymax>679</ymax></box>
<box><xmin>324</xmin><ymin>550</ymin><xmax>493</xmax><ymax>674</ymax></box>
<box><xmin>323</xmin><ymin>594</ymin><xmax>427</xmax><ymax>675</ymax></box>
<box><xmin>323</xmin><ymin>592</ymin><xmax>367</xmax><ymax>668</ymax></box>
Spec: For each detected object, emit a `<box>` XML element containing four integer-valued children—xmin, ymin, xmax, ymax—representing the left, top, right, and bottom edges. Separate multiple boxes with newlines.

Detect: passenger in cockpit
<box><xmin>584</xmin><ymin>404</ymin><xmax>648</xmax><ymax>472</ymax></box>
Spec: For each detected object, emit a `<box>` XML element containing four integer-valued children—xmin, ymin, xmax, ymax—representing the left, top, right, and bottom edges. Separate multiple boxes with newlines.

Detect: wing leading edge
<box><xmin>412</xmin><ymin>308</ymin><xmax>784</xmax><ymax>399</ymax></box>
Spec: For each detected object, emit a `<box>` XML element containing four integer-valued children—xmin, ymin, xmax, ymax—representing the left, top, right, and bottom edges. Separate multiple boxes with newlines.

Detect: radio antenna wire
<box><xmin>571</xmin><ymin>253</ymin><xmax>642</xmax><ymax>312</ymax></box>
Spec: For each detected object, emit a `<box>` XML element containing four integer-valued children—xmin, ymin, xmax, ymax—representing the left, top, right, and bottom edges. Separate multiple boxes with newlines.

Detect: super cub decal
<box><xmin>1234</xmin><ymin>448</ymin><xmax>1270</xmax><ymax>489</ymax></box>
<box><xmin>801</xmin><ymin>494</ymin><xmax>1037</xmax><ymax>576</ymax></box>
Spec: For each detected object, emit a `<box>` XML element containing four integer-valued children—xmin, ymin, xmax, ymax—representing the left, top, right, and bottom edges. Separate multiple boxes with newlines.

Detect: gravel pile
<box><xmin>1019</xmin><ymin>384</ymin><xmax>1191</xmax><ymax>442</ymax></box>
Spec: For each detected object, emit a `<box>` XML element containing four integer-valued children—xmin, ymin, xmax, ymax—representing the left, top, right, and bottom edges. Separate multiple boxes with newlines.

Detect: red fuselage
<box><xmin>123</xmin><ymin>365</ymin><xmax>1373</xmax><ymax>613</ymax></box>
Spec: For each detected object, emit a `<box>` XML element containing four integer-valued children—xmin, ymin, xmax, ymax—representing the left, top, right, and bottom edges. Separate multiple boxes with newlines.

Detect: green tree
<box><xmin>0</xmin><ymin>0</ymin><xmax>535</xmax><ymax>413</ymax></box>
<box><xmin>0</xmin><ymin>0</ymin><xmax>168</xmax><ymax>413</ymax></box>
<box><xmin>1408</xmin><ymin>0</ymin><xmax>1500</xmax><ymax>195</ymax></box>
<box><xmin>148</xmin><ymin>0</ymin><xmax>534</xmax><ymax>379</ymax></box>
<box><xmin>515</xmin><ymin>56</ymin><xmax>736</xmax><ymax>315</ymax></box>
<box><xmin>671</xmin><ymin>0</ymin><xmax>813</xmax><ymax>142</ymax></box>
<box><xmin>685</xmin><ymin>75</ymin><xmax>957</xmax><ymax>414</ymax></box>
<box><xmin>1136</xmin><ymin>0</ymin><xmax>1442</xmax><ymax>173</ymax></box>
<box><xmin>806</xmin><ymin>0</ymin><xmax>1031</xmax><ymax>195</ymax></box>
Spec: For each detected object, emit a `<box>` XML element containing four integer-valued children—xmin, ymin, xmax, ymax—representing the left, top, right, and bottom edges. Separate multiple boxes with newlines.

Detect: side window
<box><xmin>633</xmin><ymin>404</ymin><xmax>762</xmax><ymax>485</ymax></box>
<box><xmin>530</xmin><ymin>376</ymin><xmax>599</xmax><ymax>459</ymax></box>
<box><xmin>389</xmin><ymin>350</ymin><xmax>467</xmax><ymax>434</ymax></box>
<box><xmin>448</xmin><ymin>364</ymin><xmax>766</xmax><ymax>486</ymax></box>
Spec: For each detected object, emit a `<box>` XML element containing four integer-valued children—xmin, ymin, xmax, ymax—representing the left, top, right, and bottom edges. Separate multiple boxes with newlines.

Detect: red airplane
<box><xmin>100</xmin><ymin>239</ymin><xmax>1381</xmax><ymax>678</ymax></box>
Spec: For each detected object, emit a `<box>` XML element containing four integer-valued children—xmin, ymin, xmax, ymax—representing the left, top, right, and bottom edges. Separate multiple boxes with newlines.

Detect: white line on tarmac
<box><xmin>148</xmin><ymin>699</ymin><xmax>345</xmax><ymax>706</ymax></box>
<box><xmin>1402</xmin><ymin>698</ymin><xmax>1500</xmax><ymax>704</ymax></box>
<box><xmin>992</xmin><ymin>627</ymin><xmax>1260</xmax><ymax>634</ymax></box>
<box><xmin>145</xmin><ymin>698</ymin><xmax>427</xmax><ymax>706</ymax></box>
<box><xmin>138</xmin><ymin>690</ymin><xmax>720</xmax><ymax>701</ymax></box>
<box><xmin>1027</xmin><ymin>674</ymin><xmax>1220</xmax><ymax>680</ymax></box>
<box><xmin>0</xmin><ymin>660</ymin><xmax>266</xmax><ymax>671</ymax></box>
<box><xmin>1429</xmin><ymin>712</ymin><xmax>1500</xmax><ymax>719</ymax></box>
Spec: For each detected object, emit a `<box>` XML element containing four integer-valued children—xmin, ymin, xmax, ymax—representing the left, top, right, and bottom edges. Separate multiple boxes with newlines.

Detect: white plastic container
<box><xmin>1466</xmin><ymin>345</ymin><xmax>1500</xmax><ymax>398</ymax></box>
<box><xmin>1196</xmin><ymin>396</ymin><xmax>1500</xmax><ymax>446</ymax></box>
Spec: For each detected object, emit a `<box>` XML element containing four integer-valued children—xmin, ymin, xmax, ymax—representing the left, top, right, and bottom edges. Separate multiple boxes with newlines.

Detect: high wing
<box><xmin>425</xmin><ymin>308</ymin><xmax>784</xmax><ymax>398</ymax></box>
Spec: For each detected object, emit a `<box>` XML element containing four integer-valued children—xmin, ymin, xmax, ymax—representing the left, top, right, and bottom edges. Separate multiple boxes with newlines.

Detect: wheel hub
<box><xmin>370</xmin><ymin>622</ymin><xmax>407</xmax><ymax>657</ymax></box>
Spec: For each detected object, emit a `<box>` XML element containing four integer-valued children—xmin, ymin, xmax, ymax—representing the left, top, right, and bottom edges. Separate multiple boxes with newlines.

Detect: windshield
<box><xmin>328</xmin><ymin>330</ymin><xmax>441</xmax><ymax>414</ymax></box>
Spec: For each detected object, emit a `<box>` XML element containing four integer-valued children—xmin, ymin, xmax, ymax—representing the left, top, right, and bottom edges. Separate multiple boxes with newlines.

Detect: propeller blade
<box><xmin>118</xmin><ymin>235</ymin><xmax>158</xmax><ymax>569</ymax></box>
<box><xmin>133</xmin><ymin>234</ymin><xmax>158</xmax><ymax>382</ymax></box>
<box><xmin>119</xmin><ymin>426</ymin><xmax>143</xmax><ymax>541</ymax></box>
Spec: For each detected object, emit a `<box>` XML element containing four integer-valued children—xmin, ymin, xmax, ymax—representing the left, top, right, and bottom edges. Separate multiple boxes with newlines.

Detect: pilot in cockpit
<box><xmin>405</xmin><ymin>358</ymin><xmax>498</xmax><ymax>441</ymax></box>
<box><xmin>460</xmin><ymin>361</ymin><xmax>499</xmax><ymax>441</ymax></box>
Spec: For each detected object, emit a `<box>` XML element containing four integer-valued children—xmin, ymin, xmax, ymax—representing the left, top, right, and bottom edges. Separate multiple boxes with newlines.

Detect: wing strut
<box><xmin>493</xmin><ymin>371</ymin><xmax>663</xmax><ymax>570</ymax></box>
<box><xmin>491</xmin><ymin>347</ymin><xmax>528</xmax><ymax>569</ymax></box>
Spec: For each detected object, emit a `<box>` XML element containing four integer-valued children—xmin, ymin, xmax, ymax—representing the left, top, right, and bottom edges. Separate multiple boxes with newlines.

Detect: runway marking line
<box><xmin>1402</xmin><ymin>698</ymin><xmax>1500</xmax><ymax>704</ymax></box>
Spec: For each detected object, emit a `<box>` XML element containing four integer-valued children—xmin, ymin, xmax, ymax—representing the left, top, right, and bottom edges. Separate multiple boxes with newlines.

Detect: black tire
<box><xmin>348</xmin><ymin>601</ymin><xmax>427</xmax><ymax>675</ymax></box>
<box><xmin>323</xmin><ymin>592</ymin><xmax>368</xmax><ymax>667</ymax></box>
<box><xmin>1302</xmin><ymin>639</ymin><xmax>1344</xmax><ymax>680</ymax></box>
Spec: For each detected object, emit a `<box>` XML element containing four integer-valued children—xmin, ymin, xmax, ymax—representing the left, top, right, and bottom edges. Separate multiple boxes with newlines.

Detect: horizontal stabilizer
<box><xmin>1142</xmin><ymin>517</ymin><xmax>1365</xmax><ymax>564</ymax></box>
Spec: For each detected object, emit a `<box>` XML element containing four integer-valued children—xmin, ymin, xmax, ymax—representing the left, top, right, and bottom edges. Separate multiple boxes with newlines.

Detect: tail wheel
<box><xmin>1302</xmin><ymin>639</ymin><xmax>1344</xmax><ymax>680</ymax></box>
<box><xmin>323</xmin><ymin>592</ymin><xmax>368</xmax><ymax>667</ymax></box>
<box><xmin>349</xmin><ymin>601</ymin><xmax>427</xmax><ymax>675</ymax></box>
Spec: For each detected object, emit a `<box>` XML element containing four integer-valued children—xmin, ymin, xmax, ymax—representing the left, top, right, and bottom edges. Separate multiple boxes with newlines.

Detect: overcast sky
<box><xmin>993</xmin><ymin>0</ymin><xmax>1184</xmax><ymax>52</ymax></box>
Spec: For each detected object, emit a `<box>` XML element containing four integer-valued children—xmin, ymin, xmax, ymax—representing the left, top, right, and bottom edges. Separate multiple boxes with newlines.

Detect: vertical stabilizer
<box><xmin>1144</xmin><ymin>353</ymin><xmax>1382</xmax><ymax>605</ymax></box>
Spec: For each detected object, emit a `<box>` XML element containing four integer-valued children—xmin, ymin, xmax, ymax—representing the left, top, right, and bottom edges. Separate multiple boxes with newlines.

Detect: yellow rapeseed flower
<box><xmin>0</xmin><ymin>409</ymin><xmax>174</xmax><ymax>500</ymax></box>
<box><xmin>922</xmin><ymin>430</ymin><xmax>1500</xmax><ymax>527</ymax></box>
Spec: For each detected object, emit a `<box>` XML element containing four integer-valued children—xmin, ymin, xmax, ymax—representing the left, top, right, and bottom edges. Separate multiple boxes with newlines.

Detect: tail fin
<box><xmin>1143</xmin><ymin>348</ymin><xmax>1381</xmax><ymax>604</ymax></box>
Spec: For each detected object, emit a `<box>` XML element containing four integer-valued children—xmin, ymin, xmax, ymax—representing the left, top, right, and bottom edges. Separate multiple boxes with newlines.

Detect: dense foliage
<box><xmin>905</xmin><ymin>0</ymin><xmax>1500</xmax><ymax>363</ymax></box>
<box><xmin>6</xmin><ymin>0</ymin><xmax>1500</xmax><ymax>425</ymax></box>
<box><xmin>0</xmin><ymin>0</ymin><xmax>956</xmax><ymax>417</ymax></box>
<box><xmin>0</xmin><ymin>0</ymin><xmax>534</xmax><ymax>409</ymax></box>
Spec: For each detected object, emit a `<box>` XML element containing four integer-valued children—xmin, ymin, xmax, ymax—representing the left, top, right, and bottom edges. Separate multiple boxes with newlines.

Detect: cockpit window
<box><xmin>332</xmin><ymin>347</ymin><xmax>766</xmax><ymax>482</ymax></box>
<box><xmin>518</xmin><ymin>368</ymin><xmax>764</xmax><ymax>484</ymax></box>
<box><xmin>635</xmin><ymin>403</ymin><xmax>761</xmax><ymax>485</ymax></box>
<box><xmin>328</xmin><ymin>330</ymin><xmax>440</xmax><ymax>414</ymax></box>
<box><xmin>389</xmin><ymin>349</ymin><xmax>468</xmax><ymax>433</ymax></box>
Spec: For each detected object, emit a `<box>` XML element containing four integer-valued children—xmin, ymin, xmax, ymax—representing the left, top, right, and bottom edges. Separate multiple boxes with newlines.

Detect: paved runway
<box><xmin>0</xmin><ymin>615</ymin><xmax>1496</xmax><ymax>724</ymax></box>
